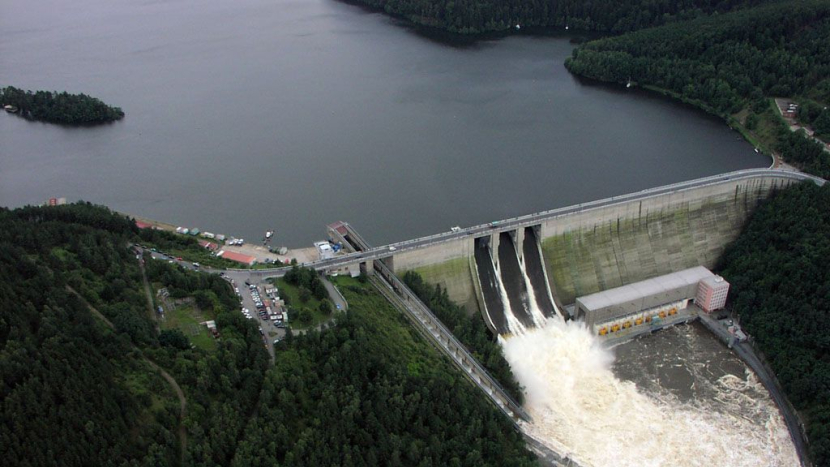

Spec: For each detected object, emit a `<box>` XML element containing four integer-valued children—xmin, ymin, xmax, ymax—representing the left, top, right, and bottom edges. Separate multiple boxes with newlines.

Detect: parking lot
<box><xmin>231</xmin><ymin>276</ymin><xmax>287</xmax><ymax>357</ymax></box>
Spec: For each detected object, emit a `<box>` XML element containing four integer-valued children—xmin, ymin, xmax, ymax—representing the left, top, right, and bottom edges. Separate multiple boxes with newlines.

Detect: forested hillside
<box><xmin>718</xmin><ymin>181</ymin><xmax>830</xmax><ymax>465</ymax></box>
<box><xmin>1</xmin><ymin>86</ymin><xmax>124</xmax><ymax>124</ymax></box>
<box><xmin>1</xmin><ymin>204</ymin><xmax>536</xmax><ymax>466</ymax></box>
<box><xmin>404</xmin><ymin>271</ymin><xmax>524</xmax><ymax>404</ymax></box>
<box><xmin>232</xmin><ymin>277</ymin><xmax>537</xmax><ymax>466</ymax></box>
<box><xmin>349</xmin><ymin>0</ymin><xmax>765</xmax><ymax>34</ymax></box>
<box><xmin>565</xmin><ymin>0</ymin><xmax>830</xmax><ymax>176</ymax></box>
<box><xmin>0</xmin><ymin>203</ymin><xmax>269</xmax><ymax>466</ymax></box>
<box><xmin>0</xmin><ymin>204</ymin><xmax>177</xmax><ymax>465</ymax></box>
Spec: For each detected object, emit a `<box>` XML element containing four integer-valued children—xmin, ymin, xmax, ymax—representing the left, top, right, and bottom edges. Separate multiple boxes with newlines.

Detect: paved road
<box><xmin>322</xmin><ymin>276</ymin><xmax>348</xmax><ymax>312</ymax></box>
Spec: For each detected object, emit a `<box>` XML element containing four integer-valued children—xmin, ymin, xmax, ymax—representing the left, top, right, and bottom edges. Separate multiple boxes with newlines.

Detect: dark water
<box><xmin>474</xmin><ymin>237</ymin><xmax>507</xmax><ymax>334</ymax></box>
<box><xmin>613</xmin><ymin>322</ymin><xmax>759</xmax><ymax>405</ymax></box>
<box><xmin>0</xmin><ymin>0</ymin><xmax>768</xmax><ymax>247</ymax></box>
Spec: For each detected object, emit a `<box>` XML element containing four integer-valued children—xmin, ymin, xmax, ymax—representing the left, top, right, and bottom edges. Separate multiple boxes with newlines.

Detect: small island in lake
<box><xmin>1</xmin><ymin>86</ymin><xmax>124</xmax><ymax>125</ymax></box>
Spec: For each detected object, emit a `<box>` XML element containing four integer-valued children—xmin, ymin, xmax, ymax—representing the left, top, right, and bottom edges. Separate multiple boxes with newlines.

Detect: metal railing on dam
<box><xmin>241</xmin><ymin>168</ymin><xmax>824</xmax><ymax>279</ymax></box>
<box><xmin>372</xmin><ymin>260</ymin><xmax>530</xmax><ymax>421</ymax></box>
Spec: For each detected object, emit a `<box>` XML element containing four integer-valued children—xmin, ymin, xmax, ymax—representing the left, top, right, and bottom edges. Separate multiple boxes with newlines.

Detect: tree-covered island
<box><xmin>1</xmin><ymin>86</ymin><xmax>124</xmax><ymax>125</ymax></box>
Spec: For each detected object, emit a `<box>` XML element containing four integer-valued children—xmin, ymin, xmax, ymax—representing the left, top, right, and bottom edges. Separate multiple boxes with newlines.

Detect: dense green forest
<box><xmin>1</xmin><ymin>203</ymin><xmax>535</xmax><ymax>466</ymax></box>
<box><xmin>1</xmin><ymin>86</ymin><xmax>124</xmax><ymax>124</ymax></box>
<box><xmin>565</xmin><ymin>0</ymin><xmax>830</xmax><ymax>177</ymax></box>
<box><xmin>0</xmin><ymin>203</ymin><xmax>178</xmax><ymax>465</ymax></box>
<box><xmin>0</xmin><ymin>203</ymin><xmax>269</xmax><ymax>466</ymax></box>
<box><xmin>348</xmin><ymin>0</ymin><xmax>766</xmax><ymax>34</ymax></box>
<box><xmin>232</xmin><ymin>276</ymin><xmax>537</xmax><ymax>466</ymax></box>
<box><xmin>403</xmin><ymin>271</ymin><xmax>524</xmax><ymax>404</ymax></box>
<box><xmin>718</xmin><ymin>181</ymin><xmax>830</xmax><ymax>465</ymax></box>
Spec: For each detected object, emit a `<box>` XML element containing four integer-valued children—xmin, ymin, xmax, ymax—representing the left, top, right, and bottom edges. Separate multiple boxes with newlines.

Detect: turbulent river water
<box><xmin>502</xmin><ymin>319</ymin><xmax>798</xmax><ymax>467</ymax></box>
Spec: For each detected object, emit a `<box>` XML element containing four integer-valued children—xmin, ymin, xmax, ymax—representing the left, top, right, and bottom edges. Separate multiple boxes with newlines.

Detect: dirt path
<box><xmin>136</xmin><ymin>255</ymin><xmax>159</xmax><ymax>325</ymax></box>
<box><xmin>66</xmin><ymin>285</ymin><xmax>188</xmax><ymax>465</ymax></box>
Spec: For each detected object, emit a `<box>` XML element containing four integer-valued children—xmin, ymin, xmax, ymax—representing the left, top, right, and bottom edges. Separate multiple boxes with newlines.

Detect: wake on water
<box><xmin>500</xmin><ymin>318</ymin><xmax>798</xmax><ymax>467</ymax></box>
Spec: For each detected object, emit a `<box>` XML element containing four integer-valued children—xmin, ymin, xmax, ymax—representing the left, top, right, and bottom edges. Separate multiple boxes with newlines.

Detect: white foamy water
<box><xmin>517</xmin><ymin>255</ymin><xmax>549</xmax><ymax>327</ymax></box>
<box><xmin>493</xmin><ymin>257</ymin><xmax>527</xmax><ymax>334</ymax></box>
<box><xmin>501</xmin><ymin>318</ymin><xmax>799</xmax><ymax>467</ymax></box>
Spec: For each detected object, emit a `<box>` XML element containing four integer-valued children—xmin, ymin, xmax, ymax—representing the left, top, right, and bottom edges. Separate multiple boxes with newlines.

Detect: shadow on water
<box><xmin>333</xmin><ymin>0</ymin><xmax>605</xmax><ymax>49</ymax></box>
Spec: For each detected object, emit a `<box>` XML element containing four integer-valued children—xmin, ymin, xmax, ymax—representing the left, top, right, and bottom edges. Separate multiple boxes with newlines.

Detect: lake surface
<box><xmin>0</xmin><ymin>0</ymin><xmax>768</xmax><ymax>247</ymax></box>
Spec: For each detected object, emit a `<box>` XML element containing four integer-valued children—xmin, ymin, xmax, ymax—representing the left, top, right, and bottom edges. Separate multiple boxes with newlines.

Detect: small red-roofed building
<box><xmin>218</xmin><ymin>250</ymin><xmax>257</xmax><ymax>266</ymax></box>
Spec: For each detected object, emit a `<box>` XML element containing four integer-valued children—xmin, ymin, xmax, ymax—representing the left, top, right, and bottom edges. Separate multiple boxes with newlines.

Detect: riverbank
<box><xmin>600</xmin><ymin>306</ymin><xmax>810</xmax><ymax>466</ymax></box>
<box><xmin>698</xmin><ymin>312</ymin><xmax>811</xmax><ymax>467</ymax></box>
<box><xmin>638</xmin><ymin>84</ymin><xmax>787</xmax><ymax>169</ymax></box>
<box><xmin>123</xmin><ymin>211</ymin><xmax>319</xmax><ymax>266</ymax></box>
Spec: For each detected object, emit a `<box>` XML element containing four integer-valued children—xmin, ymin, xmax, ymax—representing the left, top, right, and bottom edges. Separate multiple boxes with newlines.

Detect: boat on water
<box><xmin>4</xmin><ymin>105</ymin><xmax>19</xmax><ymax>113</ymax></box>
<box><xmin>263</xmin><ymin>230</ymin><xmax>274</xmax><ymax>243</ymax></box>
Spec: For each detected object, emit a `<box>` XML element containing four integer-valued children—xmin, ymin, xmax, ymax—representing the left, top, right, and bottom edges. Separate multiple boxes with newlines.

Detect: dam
<box><xmin>383</xmin><ymin>169</ymin><xmax>824</xmax><ymax>335</ymax></box>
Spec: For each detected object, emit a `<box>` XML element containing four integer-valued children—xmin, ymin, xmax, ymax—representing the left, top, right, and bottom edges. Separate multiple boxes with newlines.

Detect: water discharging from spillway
<box><xmin>501</xmin><ymin>318</ymin><xmax>799</xmax><ymax>467</ymax></box>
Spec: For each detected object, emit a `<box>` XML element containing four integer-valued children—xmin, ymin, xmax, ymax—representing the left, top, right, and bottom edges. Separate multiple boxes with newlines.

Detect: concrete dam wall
<box><xmin>537</xmin><ymin>175</ymin><xmax>795</xmax><ymax>305</ymax></box>
<box><xmin>389</xmin><ymin>171</ymin><xmax>814</xmax><ymax>329</ymax></box>
<box><xmin>389</xmin><ymin>236</ymin><xmax>481</xmax><ymax>312</ymax></box>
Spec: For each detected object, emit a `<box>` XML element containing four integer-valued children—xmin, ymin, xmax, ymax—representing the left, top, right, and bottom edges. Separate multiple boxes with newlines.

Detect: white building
<box><xmin>314</xmin><ymin>241</ymin><xmax>334</xmax><ymax>260</ymax></box>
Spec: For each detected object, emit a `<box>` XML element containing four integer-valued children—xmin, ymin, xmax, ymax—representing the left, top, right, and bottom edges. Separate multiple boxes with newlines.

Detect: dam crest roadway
<box><xmin>241</xmin><ymin>168</ymin><xmax>824</xmax><ymax>281</ymax></box>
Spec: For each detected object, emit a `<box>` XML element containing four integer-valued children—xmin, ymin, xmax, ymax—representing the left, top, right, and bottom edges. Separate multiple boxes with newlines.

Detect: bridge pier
<box><xmin>490</xmin><ymin>233</ymin><xmax>500</xmax><ymax>268</ymax></box>
<box><xmin>360</xmin><ymin>260</ymin><xmax>373</xmax><ymax>275</ymax></box>
<box><xmin>512</xmin><ymin>229</ymin><xmax>524</xmax><ymax>264</ymax></box>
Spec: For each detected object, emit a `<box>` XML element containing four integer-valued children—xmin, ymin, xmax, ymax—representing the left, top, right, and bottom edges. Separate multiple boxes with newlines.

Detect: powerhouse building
<box><xmin>575</xmin><ymin>266</ymin><xmax>729</xmax><ymax>335</ymax></box>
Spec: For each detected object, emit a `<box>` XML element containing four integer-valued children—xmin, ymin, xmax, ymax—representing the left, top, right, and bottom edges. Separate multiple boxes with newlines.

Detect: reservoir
<box><xmin>0</xmin><ymin>0</ymin><xmax>768</xmax><ymax>247</ymax></box>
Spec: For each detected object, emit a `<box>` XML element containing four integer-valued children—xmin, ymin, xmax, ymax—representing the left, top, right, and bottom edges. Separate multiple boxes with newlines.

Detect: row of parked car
<box><xmin>248</xmin><ymin>284</ymin><xmax>287</xmax><ymax>326</ymax></box>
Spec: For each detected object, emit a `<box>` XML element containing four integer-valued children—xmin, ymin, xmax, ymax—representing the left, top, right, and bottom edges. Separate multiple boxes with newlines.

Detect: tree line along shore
<box><xmin>350</xmin><ymin>0</ymin><xmax>830</xmax><ymax>178</ymax></box>
<box><xmin>1</xmin><ymin>86</ymin><xmax>124</xmax><ymax>125</ymax></box>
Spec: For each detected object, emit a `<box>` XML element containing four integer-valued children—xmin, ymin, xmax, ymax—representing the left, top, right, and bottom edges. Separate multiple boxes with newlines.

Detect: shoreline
<box><xmin>697</xmin><ymin>313</ymin><xmax>810</xmax><ymax>467</ymax></box>
<box><xmin>120</xmin><ymin>211</ymin><xmax>320</xmax><ymax>266</ymax></box>
<box><xmin>606</xmin><ymin>311</ymin><xmax>809</xmax><ymax>466</ymax></box>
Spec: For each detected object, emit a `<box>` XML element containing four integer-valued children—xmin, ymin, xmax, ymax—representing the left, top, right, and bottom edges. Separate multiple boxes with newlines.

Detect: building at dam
<box><xmin>574</xmin><ymin>266</ymin><xmax>730</xmax><ymax>336</ymax></box>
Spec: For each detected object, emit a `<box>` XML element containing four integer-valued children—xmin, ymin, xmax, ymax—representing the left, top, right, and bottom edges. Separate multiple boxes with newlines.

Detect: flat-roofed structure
<box><xmin>218</xmin><ymin>250</ymin><xmax>257</xmax><ymax>266</ymax></box>
<box><xmin>575</xmin><ymin>266</ymin><xmax>715</xmax><ymax>334</ymax></box>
